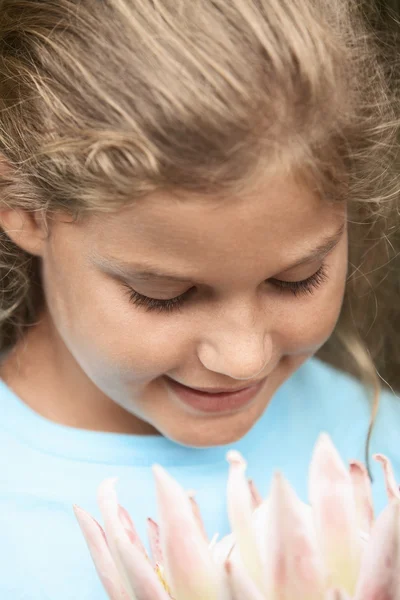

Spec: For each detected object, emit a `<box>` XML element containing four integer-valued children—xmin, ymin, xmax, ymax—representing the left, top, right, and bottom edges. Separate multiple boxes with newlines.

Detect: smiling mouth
<box><xmin>164</xmin><ymin>375</ymin><xmax>268</xmax><ymax>414</ymax></box>
<box><xmin>165</xmin><ymin>376</ymin><xmax>265</xmax><ymax>394</ymax></box>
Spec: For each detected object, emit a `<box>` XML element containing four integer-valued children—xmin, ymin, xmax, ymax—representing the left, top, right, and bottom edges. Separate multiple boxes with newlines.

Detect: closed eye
<box><xmin>270</xmin><ymin>263</ymin><xmax>329</xmax><ymax>297</ymax></box>
<box><xmin>122</xmin><ymin>262</ymin><xmax>329</xmax><ymax>315</ymax></box>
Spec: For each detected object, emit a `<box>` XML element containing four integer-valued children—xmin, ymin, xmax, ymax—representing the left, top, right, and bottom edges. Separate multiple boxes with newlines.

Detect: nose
<box><xmin>197</xmin><ymin>301</ymin><xmax>273</xmax><ymax>381</ymax></box>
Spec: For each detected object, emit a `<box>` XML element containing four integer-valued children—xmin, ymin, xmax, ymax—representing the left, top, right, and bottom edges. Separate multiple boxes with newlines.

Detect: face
<box><xmin>0</xmin><ymin>173</ymin><xmax>348</xmax><ymax>446</ymax></box>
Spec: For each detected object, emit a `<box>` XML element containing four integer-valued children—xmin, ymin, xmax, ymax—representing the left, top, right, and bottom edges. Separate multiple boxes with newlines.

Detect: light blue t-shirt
<box><xmin>1</xmin><ymin>357</ymin><xmax>400</xmax><ymax>599</ymax></box>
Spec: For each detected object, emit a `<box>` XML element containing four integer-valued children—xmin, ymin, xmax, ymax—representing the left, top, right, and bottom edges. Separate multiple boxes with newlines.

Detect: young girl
<box><xmin>0</xmin><ymin>0</ymin><xmax>399</xmax><ymax>598</ymax></box>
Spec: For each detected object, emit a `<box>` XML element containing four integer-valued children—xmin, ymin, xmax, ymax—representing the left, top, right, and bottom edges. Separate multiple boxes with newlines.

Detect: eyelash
<box><xmin>123</xmin><ymin>263</ymin><xmax>329</xmax><ymax>315</ymax></box>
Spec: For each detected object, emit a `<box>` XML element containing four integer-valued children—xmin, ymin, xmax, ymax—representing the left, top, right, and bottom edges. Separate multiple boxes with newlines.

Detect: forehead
<box><xmin>84</xmin><ymin>175</ymin><xmax>343</xmax><ymax>259</ymax></box>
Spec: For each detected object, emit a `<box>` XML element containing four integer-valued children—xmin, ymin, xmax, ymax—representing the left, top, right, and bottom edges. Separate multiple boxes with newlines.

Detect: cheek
<box><xmin>277</xmin><ymin>297</ymin><xmax>342</xmax><ymax>355</ymax></box>
<box><xmin>277</xmin><ymin>269</ymin><xmax>347</xmax><ymax>354</ymax></box>
<box><xmin>46</xmin><ymin>265</ymin><xmax>184</xmax><ymax>378</ymax></box>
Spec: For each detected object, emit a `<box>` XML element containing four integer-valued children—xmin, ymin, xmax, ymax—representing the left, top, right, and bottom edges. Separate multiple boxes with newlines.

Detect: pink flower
<box><xmin>73</xmin><ymin>434</ymin><xmax>400</xmax><ymax>599</ymax></box>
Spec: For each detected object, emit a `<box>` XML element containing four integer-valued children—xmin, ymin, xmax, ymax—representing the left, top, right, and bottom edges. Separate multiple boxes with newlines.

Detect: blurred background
<box><xmin>367</xmin><ymin>0</ymin><xmax>400</xmax><ymax>64</ymax></box>
<box><xmin>370</xmin><ymin>2</ymin><xmax>399</xmax><ymax>391</ymax></box>
<box><xmin>369</xmin><ymin>1</ymin><xmax>400</xmax><ymax>392</ymax></box>
<box><xmin>317</xmin><ymin>1</ymin><xmax>400</xmax><ymax>392</ymax></box>
<box><xmin>372</xmin><ymin>0</ymin><xmax>400</xmax><ymax>30</ymax></box>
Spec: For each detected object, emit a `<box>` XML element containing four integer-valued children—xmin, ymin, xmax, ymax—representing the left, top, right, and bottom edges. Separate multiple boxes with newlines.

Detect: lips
<box><xmin>165</xmin><ymin>377</ymin><xmax>264</xmax><ymax>394</ymax></box>
<box><xmin>164</xmin><ymin>375</ymin><xmax>268</xmax><ymax>414</ymax></box>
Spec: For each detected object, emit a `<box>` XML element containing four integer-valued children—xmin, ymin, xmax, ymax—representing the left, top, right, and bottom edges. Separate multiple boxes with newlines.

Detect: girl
<box><xmin>0</xmin><ymin>0</ymin><xmax>399</xmax><ymax>598</ymax></box>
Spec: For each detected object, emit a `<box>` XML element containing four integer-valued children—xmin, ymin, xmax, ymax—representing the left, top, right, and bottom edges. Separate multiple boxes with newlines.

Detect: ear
<box><xmin>0</xmin><ymin>208</ymin><xmax>48</xmax><ymax>257</ymax></box>
<box><xmin>0</xmin><ymin>155</ymin><xmax>48</xmax><ymax>257</ymax></box>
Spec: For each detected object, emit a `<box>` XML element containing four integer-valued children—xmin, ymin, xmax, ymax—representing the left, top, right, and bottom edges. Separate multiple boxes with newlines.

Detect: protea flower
<box><xmin>73</xmin><ymin>433</ymin><xmax>400</xmax><ymax>599</ymax></box>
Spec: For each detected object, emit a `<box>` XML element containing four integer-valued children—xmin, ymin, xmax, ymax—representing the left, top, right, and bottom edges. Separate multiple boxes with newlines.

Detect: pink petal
<box><xmin>226</xmin><ymin>450</ymin><xmax>265</xmax><ymax>595</ymax></box>
<box><xmin>152</xmin><ymin>464</ymin><xmax>223</xmax><ymax>600</ymax></box>
<box><xmin>349</xmin><ymin>461</ymin><xmax>374</xmax><ymax>535</ymax></box>
<box><xmin>97</xmin><ymin>478</ymin><xmax>162</xmax><ymax>599</ymax></box>
<box><xmin>225</xmin><ymin>557</ymin><xmax>265</xmax><ymax>600</ymax></box>
<box><xmin>309</xmin><ymin>435</ymin><xmax>362</xmax><ymax>595</ymax></box>
<box><xmin>114</xmin><ymin>536</ymin><xmax>171</xmax><ymax>600</ymax></box>
<box><xmin>354</xmin><ymin>499</ymin><xmax>400</xmax><ymax>600</ymax></box>
<box><xmin>374</xmin><ymin>454</ymin><xmax>400</xmax><ymax>502</ymax></box>
<box><xmin>205</xmin><ymin>540</ymin><xmax>236</xmax><ymax>600</ymax></box>
<box><xmin>262</xmin><ymin>472</ymin><xmax>325</xmax><ymax>600</ymax></box>
<box><xmin>210</xmin><ymin>532</ymin><xmax>236</xmax><ymax>567</ymax></box>
<box><xmin>146</xmin><ymin>518</ymin><xmax>163</xmax><ymax>566</ymax></box>
<box><xmin>73</xmin><ymin>504</ymin><xmax>130</xmax><ymax>600</ymax></box>
<box><xmin>249</xmin><ymin>500</ymin><xmax>271</xmax><ymax>562</ymax></box>
<box><xmin>187</xmin><ymin>489</ymin><xmax>209</xmax><ymax>543</ymax></box>
<box><xmin>248</xmin><ymin>479</ymin><xmax>263</xmax><ymax>510</ymax></box>
<box><xmin>118</xmin><ymin>505</ymin><xmax>149</xmax><ymax>559</ymax></box>
<box><xmin>209</xmin><ymin>534</ymin><xmax>238</xmax><ymax>600</ymax></box>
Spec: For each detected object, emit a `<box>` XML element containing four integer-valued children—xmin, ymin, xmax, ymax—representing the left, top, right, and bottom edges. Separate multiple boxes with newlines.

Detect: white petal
<box><xmin>97</xmin><ymin>478</ymin><xmax>153</xmax><ymax>599</ymax></box>
<box><xmin>146</xmin><ymin>518</ymin><xmax>163</xmax><ymax>567</ymax></box>
<box><xmin>209</xmin><ymin>534</ymin><xmax>239</xmax><ymax>600</ymax></box>
<box><xmin>152</xmin><ymin>464</ymin><xmax>223</xmax><ymax>600</ymax></box>
<box><xmin>354</xmin><ymin>499</ymin><xmax>400</xmax><ymax>600</ymax></box>
<box><xmin>248</xmin><ymin>479</ymin><xmax>263</xmax><ymax>510</ymax></box>
<box><xmin>226</xmin><ymin>450</ymin><xmax>265</xmax><ymax>594</ymax></box>
<box><xmin>211</xmin><ymin>533</ymin><xmax>236</xmax><ymax>567</ymax></box>
<box><xmin>249</xmin><ymin>499</ymin><xmax>271</xmax><ymax>562</ymax></box>
<box><xmin>374</xmin><ymin>454</ymin><xmax>400</xmax><ymax>501</ymax></box>
<box><xmin>309</xmin><ymin>434</ymin><xmax>361</xmax><ymax>594</ymax></box>
<box><xmin>225</xmin><ymin>557</ymin><xmax>265</xmax><ymax>600</ymax></box>
<box><xmin>187</xmin><ymin>490</ymin><xmax>210</xmax><ymax>543</ymax></box>
<box><xmin>349</xmin><ymin>461</ymin><xmax>374</xmax><ymax>535</ymax></box>
<box><xmin>325</xmin><ymin>588</ymin><xmax>351</xmax><ymax>600</ymax></box>
<box><xmin>73</xmin><ymin>504</ymin><xmax>130</xmax><ymax>600</ymax></box>
<box><xmin>114</xmin><ymin>535</ymin><xmax>171</xmax><ymax>600</ymax></box>
<box><xmin>262</xmin><ymin>473</ymin><xmax>325</xmax><ymax>600</ymax></box>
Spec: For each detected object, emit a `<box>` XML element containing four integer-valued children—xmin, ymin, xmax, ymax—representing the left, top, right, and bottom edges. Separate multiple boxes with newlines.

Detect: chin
<box><xmin>156</xmin><ymin>411</ymin><xmax>259</xmax><ymax>448</ymax></box>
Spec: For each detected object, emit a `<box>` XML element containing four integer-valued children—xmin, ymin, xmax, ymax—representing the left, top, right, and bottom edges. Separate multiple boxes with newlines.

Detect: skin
<box><xmin>0</xmin><ymin>173</ymin><xmax>347</xmax><ymax>447</ymax></box>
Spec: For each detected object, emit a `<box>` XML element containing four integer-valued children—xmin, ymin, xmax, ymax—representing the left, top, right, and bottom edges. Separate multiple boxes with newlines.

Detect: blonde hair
<box><xmin>0</xmin><ymin>0</ymin><xmax>399</xmax><ymax>463</ymax></box>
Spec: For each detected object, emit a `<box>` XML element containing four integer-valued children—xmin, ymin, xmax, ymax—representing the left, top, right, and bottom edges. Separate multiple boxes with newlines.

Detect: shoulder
<box><xmin>311</xmin><ymin>358</ymin><xmax>400</xmax><ymax>447</ymax></box>
<box><xmin>281</xmin><ymin>357</ymin><xmax>378</xmax><ymax>432</ymax></box>
<box><xmin>278</xmin><ymin>357</ymin><xmax>400</xmax><ymax>463</ymax></box>
<box><xmin>291</xmin><ymin>358</ymin><xmax>400</xmax><ymax>507</ymax></box>
<box><xmin>289</xmin><ymin>357</ymin><xmax>400</xmax><ymax>421</ymax></box>
<box><xmin>290</xmin><ymin>356</ymin><xmax>378</xmax><ymax>401</ymax></box>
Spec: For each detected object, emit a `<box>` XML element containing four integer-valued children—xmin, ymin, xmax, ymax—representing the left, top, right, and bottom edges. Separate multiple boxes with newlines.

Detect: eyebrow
<box><xmin>91</xmin><ymin>222</ymin><xmax>345</xmax><ymax>283</ymax></box>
